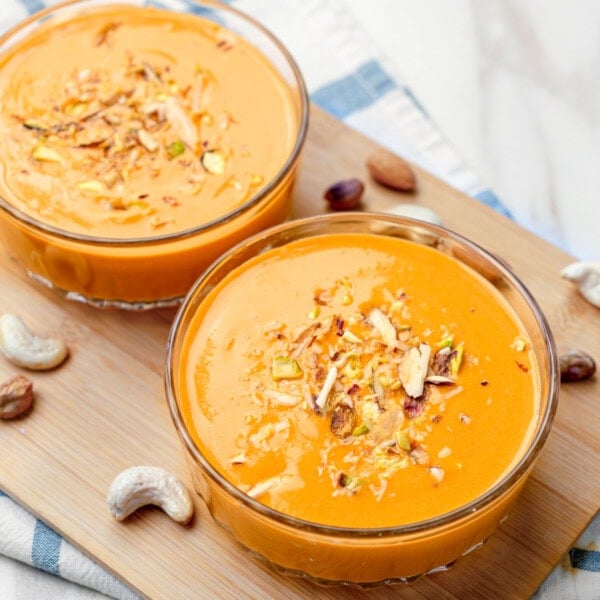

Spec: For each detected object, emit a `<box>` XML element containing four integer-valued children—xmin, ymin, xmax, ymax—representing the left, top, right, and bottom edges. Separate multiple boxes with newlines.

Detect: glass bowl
<box><xmin>0</xmin><ymin>0</ymin><xmax>308</xmax><ymax>309</ymax></box>
<box><xmin>165</xmin><ymin>213</ymin><xmax>559</xmax><ymax>585</ymax></box>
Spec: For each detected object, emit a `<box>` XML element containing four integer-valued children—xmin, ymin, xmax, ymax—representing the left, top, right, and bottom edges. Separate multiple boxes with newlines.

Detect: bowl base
<box><xmin>26</xmin><ymin>270</ymin><xmax>183</xmax><ymax>311</ymax></box>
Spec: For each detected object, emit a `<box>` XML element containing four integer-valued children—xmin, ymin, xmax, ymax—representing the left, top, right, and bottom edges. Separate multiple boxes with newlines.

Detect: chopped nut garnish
<box><xmin>315</xmin><ymin>366</ymin><xmax>338</xmax><ymax>411</ymax></box>
<box><xmin>32</xmin><ymin>145</ymin><xmax>62</xmax><ymax>163</ymax></box>
<box><xmin>136</xmin><ymin>128</ymin><xmax>159</xmax><ymax>152</ymax></box>
<box><xmin>271</xmin><ymin>356</ymin><xmax>303</xmax><ymax>381</ymax></box>
<box><xmin>512</xmin><ymin>336</ymin><xmax>529</xmax><ymax>352</ymax></box>
<box><xmin>78</xmin><ymin>180</ymin><xmax>104</xmax><ymax>193</ymax></box>
<box><xmin>14</xmin><ymin>42</ymin><xmax>254</xmax><ymax>233</ymax></box>
<box><xmin>201</xmin><ymin>149</ymin><xmax>226</xmax><ymax>174</ymax></box>
<box><xmin>166</xmin><ymin>139</ymin><xmax>186</xmax><ymax>159</ymax></box>
<box><xmin>330</xmin><ymin>403</ymin><xmax>355</xmax><ymax>438</ymax></box>
<box><xmin>367</xmin><ymin>308</ymin><xmax>399</xmax><ymax>348</ymax></box>
<box><xmin>235</xmin><ymin>281</ymin><xmax>484</xmax><ymax>502</ymax></box>
<box><xmin>428</xmin><ymin>466</ymin><xmax>445</xmax><ymax>483</ymax></box>
<box><xmin>247</xmin><ymin>477</ymin><xmax>280</xmax><ymax>499</ymax></box>
<box><xmin>398</xmin><ymin>344</ymin><xmax>431</xmax><ymax>398</ymax></box>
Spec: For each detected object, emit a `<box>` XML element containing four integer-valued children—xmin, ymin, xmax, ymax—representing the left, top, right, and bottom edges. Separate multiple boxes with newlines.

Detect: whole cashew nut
<box><xmin>561</xmin><ymin>261</ymin><xmax>600</xmax><ymax>308</ymax></box>
<box><xmin>107</xmin><ymin>465</ymin><xmax>194</xmax><ymax>524</ymax></box>
<box><xmin>0</xmin><ymin>314</ymin><xmax>68</xmax><ymax>370</ymax></box>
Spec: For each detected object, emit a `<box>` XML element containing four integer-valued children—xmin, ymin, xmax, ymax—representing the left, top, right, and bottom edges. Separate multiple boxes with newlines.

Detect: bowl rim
<box><xmin>165</xmin><ymin>212</ymin><xmax>560</xmax><ymax>538</ymax></box>
<box><xmin>0</xmin><ymin>0</ymin><xmax>310</xmax><ymax>247</ymax></box>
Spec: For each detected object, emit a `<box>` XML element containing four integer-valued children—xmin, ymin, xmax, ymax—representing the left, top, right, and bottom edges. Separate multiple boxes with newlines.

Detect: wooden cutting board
<box><xmin>0</xmin><ymin>106</ymin><xmax>598</xmax><ymax>600</ymax></box>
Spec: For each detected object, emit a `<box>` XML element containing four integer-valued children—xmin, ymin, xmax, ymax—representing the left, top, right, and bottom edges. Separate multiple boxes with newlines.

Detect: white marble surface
<box><xmin>343</xmin><ymin>0</ymin><xmax>600</xmax><ymax>260</ymax></box>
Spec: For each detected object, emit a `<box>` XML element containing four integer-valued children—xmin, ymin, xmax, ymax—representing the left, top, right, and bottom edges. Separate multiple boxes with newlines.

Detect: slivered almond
<box><xmin>399</xmin><ymin>343</ymin><xmax>431</xmax><ymax>397</ymax></box>
<box><xmin>263</xmin><ymin>389</ymin><xmax>302</xmax><ymax>407</ymax></box>
<box><xmin>247</xmin><ymin>476</ymin><xmax>282</xmax><ymax>499</ymax></box>
<box><xmin>367</xmin><ymin>308</ymin><xmax>398</xmax><ymax>348</ymax></box>
<box><xmin>137</xmin><ymin>129</ymin><xmax>159</xmax><ymax>152</ymax></box>
<box><xmin>315</xmin><ymin>366</ymin><xmax>337</xmax><ymax>410</ymax></box>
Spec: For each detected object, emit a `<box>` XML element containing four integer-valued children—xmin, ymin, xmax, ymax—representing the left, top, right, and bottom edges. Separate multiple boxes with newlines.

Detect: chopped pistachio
<box><xmin>201</xmin><ymin>149</ymin><xmax>226</xmax><ymax>175</ymax></box>
<box><xmin>352</xmin><ymin>423</ymin><xmax>370</xmax><ymax>436</ymax></box>
<box><xmin>372</xmin><ymin>373</ymin><xmax>386</xmax><ymax>402</ymax></box>
<box><xmin>307</xmin><ymin>306</ymin><xmax>320</xmax><ymax>319</ymax></box>
<box><xmin>78</xmin><ymin>180</ymin><xmax>104</xmax><ymax>193</ymax></box>
<box><xmin>271</xmin><ymin>356</ymin><xmax>303</xmax><ymax>381</ymax></box>
<box><xmin>339</xmin><ymin>474</ymin><xmax>364</xmax><ymax>491</ymax></box>
<box><xmin>166</xmin><ymin>139</ymin><xmax>186</xmax><ymax>159</ymax></box>
<box><xmin>23</xmin><ymin>120</ymin><xmax>48</xmax><ymax>132</ymax></box>
<box><xmin>449</xmin><ymin>343</ymin><xmax>464</xmax><ymax>377</ymax></box>
<box><xmin>32</xmin><ymin>145</ymin><xmax>62</xmax><ymax>163</ymax></box>
<box><xmin>395</xmin><ymin>430</ymin><xmax>411</xmax><ymax>451</ymax></box>
<box><xmin>343</xmin><ymin>354</ymin><xmax>362</xmax><ymax>379</ymax></box>
<box><xmin>437</xmin><ymin>335</ymin><xmax>454</xmax><ymax>349</ymax></box>
<box><xmin>361</xmin><ymin>400</ymin><xmax>380</xmax><ymax>428</ymax></box>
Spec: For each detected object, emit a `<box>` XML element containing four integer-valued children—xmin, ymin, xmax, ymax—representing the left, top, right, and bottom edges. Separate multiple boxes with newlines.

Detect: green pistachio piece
<box><xmin>271</xmin><ymin>356</ymin><xmax>303</xmax><ymax>381</ymax></box>
<box><xmin>340</xmin><ymin>475</ymin><xmax>364</xmax><ymax>491</ymax></box>
<box><xmin>167</xmin><ymin>139</ymin><xmax>186</xmax><ymax>159</ymax></box>
<box><xmin>23</xmin><ymin>120</ymin><xmax>48</xmax><ymax>132</ymax></box>
<box><xmin>437</xmin><ymin>335</ymin><xmax>454</xmax><ymax>349</ymax></box>
<box><xmin>78</xmin><ymin>180</ymin><xmax>104</xmax><ymax>193</ymax></box>
<box><xmin>343</xmin><ymin>354</ymin><xmax>362</xmax><ymax>379</ymax></box>
<box><xmin>352</xmin><ymin>423</ymin><xmax>369</xmax><ymax>436</ymax></box>
<box><xmin>450</xmin><ymin>342</ymin><xmax>464</xmax><ymax>377</ymax></box>
<box><xmin>32</xmin><ymin>145</ymin><xmax>62</xmax><ymax>163</ymax></box>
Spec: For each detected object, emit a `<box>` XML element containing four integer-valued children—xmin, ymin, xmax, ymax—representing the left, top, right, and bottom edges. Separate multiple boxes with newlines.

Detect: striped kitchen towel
<box><xmin>0</xmin><ymin>1</ymin><xmax>596</xmax><ymax>599</ymax></box>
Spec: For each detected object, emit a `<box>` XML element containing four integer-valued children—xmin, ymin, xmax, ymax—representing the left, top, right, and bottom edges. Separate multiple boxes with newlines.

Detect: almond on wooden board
<box><xmin>366</xmin><ymin>149</ymin><xmax>417</xmax><ymax>192</ymax></box>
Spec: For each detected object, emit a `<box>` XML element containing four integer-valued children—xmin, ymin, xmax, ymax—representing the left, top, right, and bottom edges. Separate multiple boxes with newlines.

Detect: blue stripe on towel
<box><xmin>21</xmin><ymin>0</ymin><xmax>45</xmax><ymax>14</ymax></box>
<box><xmin>0</xmin><ymin>490</ymin><xmax>7</xmax><ymax>497</ymax></box>
<box><xmin>474</xmin><ymin>188</ymin><xmax>513</xmax><ymax>219</ymax></box>
<box><xmin>402</xmin><ymin>85</ymin><xmax>429</xmax><ymax>118</ymax></box>
<box><xmin>311</xmin><ymin>60</ymin><xmax>396</xmax><ymax>119</ymax></box>
<box><xmin>569</xmin><ymin>547</ymin><xmax>600</xmax><ymax>572</ymax></box>
<box><xmin>31</xmin><ymin>520</ymin><xmax>61</xmax><ymax>575</ymax></box>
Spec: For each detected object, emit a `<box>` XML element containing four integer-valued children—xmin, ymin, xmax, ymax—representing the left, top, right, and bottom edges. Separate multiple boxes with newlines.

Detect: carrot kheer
<box><xmin>0</xmin><ymin>5</ymin><xmax>297</xmax><ymax>238</ymax></box>
<box><xmin>179</xmin><ymin>233</ymin><xmax>540</xmax><ymax>528</ymax></box>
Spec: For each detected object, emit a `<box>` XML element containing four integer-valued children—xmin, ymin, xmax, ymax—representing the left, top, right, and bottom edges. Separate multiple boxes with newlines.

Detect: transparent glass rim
<box><xmin>0</xmin><ymin>0</ymin><xmax>310</xmax><ymax>247</ymax></box>
<box><xmin>165</xmin><ymin>212</ymin><xmax>560</xmax><ymax>539</ymax></box>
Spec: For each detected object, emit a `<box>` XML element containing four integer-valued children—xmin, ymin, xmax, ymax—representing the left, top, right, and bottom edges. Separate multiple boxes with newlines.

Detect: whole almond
<box><xmin>0</xmin><ymin>374</ymin><xmax>34</xmax><ymax>419</ymax></box>
<box><xmin>366</xmin><ymin>149</ymin><xmax>416</xmax><ymax>192</ymax></box>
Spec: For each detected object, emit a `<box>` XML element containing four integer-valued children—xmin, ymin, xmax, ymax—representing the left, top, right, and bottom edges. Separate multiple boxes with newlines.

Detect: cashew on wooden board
<box><xmin>107</xmin><ymin>466</ymin><xmax>194</xmax><ymax>524</ymax></box>
<box><xmin>561</xmin><ymin>261</ymin><xmax>600</xmax><ymax>308</ymax></box>
<box><xmin>0</xmin><ymin>314</ymin><xmax>68</xmax><ymax>370</ymax></box>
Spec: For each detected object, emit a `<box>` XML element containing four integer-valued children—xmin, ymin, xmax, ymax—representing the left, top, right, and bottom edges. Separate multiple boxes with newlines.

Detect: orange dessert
<box><xmin>0</xmin><ymin>2</ymin><xmax>307</xmax><ymax>306</ymax></box>
<box><xmin>167</xmin><ymin>216</ymin><xmax>557</xmax><ymax>583</ymax></box>
<box><xmin>181</xmin><ymin>232</ymin><xmax>538</xmax><ymax>525</ymax></box>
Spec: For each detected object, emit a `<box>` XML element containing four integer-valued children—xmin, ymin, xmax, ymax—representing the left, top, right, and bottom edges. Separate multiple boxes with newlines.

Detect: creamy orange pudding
<box><xmin>0</xmin><ymin>2</ymin><xmax>306</xmax><ymax>306</ymax></box>
<box><xmin>0</xmin><ymin>5</ymin><xmax>296</xmax><ymax>237</ymax></box>
<box><xmin>179</xmin><ymin>232</ymin><xmax>540</xmax><ymax>529</ymax></box>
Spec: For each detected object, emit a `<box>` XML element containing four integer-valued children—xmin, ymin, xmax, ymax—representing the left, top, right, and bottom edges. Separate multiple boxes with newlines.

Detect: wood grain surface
<box><xmin>0</xmin><ymin>106</ymin><xmax>598</xmax><ymax>600</ymax></box>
